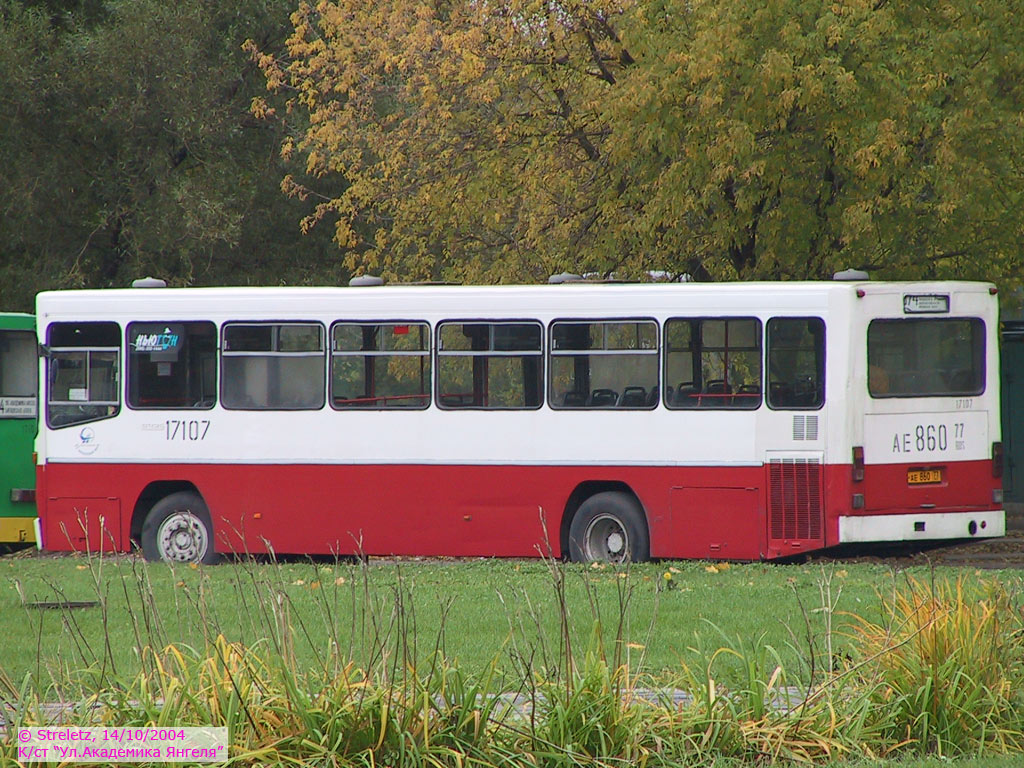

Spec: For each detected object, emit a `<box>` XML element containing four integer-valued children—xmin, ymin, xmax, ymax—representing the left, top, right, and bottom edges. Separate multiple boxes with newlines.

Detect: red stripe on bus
<box><xmin>37</xmin><ymin>460</ymin><xmax>998</xmax><ymax>560</ymax></box>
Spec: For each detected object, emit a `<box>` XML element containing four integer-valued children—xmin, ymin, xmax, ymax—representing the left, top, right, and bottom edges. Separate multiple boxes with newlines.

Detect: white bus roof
<box><xmin>36</xmin><ymin>280</ymin><xmax>996</xmax><ymax>320</ymax></box>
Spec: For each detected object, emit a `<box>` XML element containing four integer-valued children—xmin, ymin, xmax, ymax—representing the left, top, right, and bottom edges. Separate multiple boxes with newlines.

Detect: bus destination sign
<box><xmin>903</xmin><ymin>294</ymin><xmax>950</xmax><ymax>314</ymax></box>
<box><xmin>0</xmin><ymin>397</ymin><xmax>36</xmax><ymax>417</ymax></box>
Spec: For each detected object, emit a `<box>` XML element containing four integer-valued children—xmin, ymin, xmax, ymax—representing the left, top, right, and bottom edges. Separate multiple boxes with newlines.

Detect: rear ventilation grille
<box><xmin>792</xmin><ymin>415</ymin><xmax>819</xmax><ymax>441</ymax></box>
<box><xmin>769</xmin><ymin>458</ymin><xmax>823</xmax><ymax>541</ymax></box>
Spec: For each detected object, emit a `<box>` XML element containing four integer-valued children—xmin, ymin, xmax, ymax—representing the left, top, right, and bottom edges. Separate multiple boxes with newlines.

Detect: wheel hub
<box><xmin>584</xmin><ymin>513</ymin><xmax>630</xmax><ymax>563</ymax></box>
<box><xmin>606</xmin><ymin>531</ymin><xmax>625</xmax><ymax>555</ymax></box>
<box><xmin>157</xmin><ymin>512</ymin><xmax>207</xmax><ymax>562</ymax></box>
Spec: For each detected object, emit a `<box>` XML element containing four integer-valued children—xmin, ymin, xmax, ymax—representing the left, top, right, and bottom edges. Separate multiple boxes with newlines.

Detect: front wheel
<box><xmin>568</xmin><ymin>492</ymin><xmax>650</xmax><ymax>563</ymax></box>
<box><xmin>141</xmin><ymin>491</ymin><xmax>218</xmax><ymax>564</ymax></box>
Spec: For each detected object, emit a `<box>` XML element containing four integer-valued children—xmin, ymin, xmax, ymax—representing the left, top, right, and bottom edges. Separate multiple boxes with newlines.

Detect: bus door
<box><xmin>762</xmin><ymin>317</ymin><xmax>827</xmax><ymax>558</ymax></box>
<box><xmin>0</xmin><ymin>323</ymin><xmax>38</xmax><ymax>544</ymax></box>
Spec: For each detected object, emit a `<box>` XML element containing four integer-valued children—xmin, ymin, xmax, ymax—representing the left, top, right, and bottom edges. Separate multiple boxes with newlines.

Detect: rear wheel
<box><xmin>141</xmin><ymin>491</ymin><xmax>218</xmax><ymax>564</ymax></box>
<box><xmin>568</xmin><ymin>492</ymin><xmax>649</xmax><ymax>563</ymax></box>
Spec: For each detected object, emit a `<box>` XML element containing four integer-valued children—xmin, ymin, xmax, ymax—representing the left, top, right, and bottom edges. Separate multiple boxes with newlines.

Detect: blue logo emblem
<box><xmin>75</xmin><ymin>426</ymin><xmax>99</xmax><ymax>455</ymax></box>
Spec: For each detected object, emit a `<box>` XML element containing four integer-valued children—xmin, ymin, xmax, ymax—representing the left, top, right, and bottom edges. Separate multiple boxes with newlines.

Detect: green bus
<box><xmin>0</xmin><ymin>313</ymin><xmax>37</xmax><ymax>544</ymax></box>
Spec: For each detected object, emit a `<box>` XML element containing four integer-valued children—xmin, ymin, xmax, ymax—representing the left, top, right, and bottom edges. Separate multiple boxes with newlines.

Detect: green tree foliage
<box><xmin>255</xmin><ymin>0</ymin><xmax>1024</xmax><ymax>286</ymax></box>
<box><xmin>0</xmin><ymin>0</ymin><xmax>338</xmax><ymax>311</ymax></box>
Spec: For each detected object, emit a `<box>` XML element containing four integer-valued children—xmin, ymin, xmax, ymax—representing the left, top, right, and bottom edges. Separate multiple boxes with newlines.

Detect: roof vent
<box><xmin>131</xmin><ymin>277</ymin><xmax>167</xmax><ymax>288</ymax></box>
<box><xmin>349</xmin><ymin>275</ymin><xmax>385</xmax><ymax>287</ymax></box>
<box><xmin>833</xmin><ymin>269</ymin><xmax>869</xmax><ymax>281</ymax></box>
<box><xmin>548</xmin><ymin>272</ymin><xmax>583</xmax><ymax>284</ymax></box>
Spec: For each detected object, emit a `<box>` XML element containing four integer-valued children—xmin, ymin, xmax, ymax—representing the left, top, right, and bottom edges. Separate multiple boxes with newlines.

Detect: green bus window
<box><xmin>664</xmin><ymin>317</ymin><xmax>761</xmax><ymax>409</ymax></box>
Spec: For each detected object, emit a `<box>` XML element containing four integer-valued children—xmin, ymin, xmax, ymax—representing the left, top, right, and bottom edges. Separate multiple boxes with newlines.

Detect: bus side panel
<box><xmin>46</xmin><ymin>458</ymin><xmax>993</xmax><ymax>559</ymax></box>
<box><xmin>44</xmin><ymin>497</ymin><xmax>121</xmax><ymax>553</ymax></box>
<box><xmin>40</xmin><ymin>462</ymin><xmax>779</xmax><ymax>559</ymax></box>
<box><xmin>668</xmin><ymin>484</ymin><xmax>762</xmax><ymax>559</ymax></box>
<box><xmin>0</xmin><ymin>417</ymin><xmax>38</xmax><ymax>543</ymax></box>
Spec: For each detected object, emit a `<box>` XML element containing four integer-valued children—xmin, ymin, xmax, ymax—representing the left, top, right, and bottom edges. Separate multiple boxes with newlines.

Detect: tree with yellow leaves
<box><xmin>252</xmin><ymin>0</ymin><xmax>1024</xmax><ymax>286</ymax></box>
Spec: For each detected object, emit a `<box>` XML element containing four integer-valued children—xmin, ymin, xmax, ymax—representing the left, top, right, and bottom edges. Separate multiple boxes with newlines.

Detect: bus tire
<box><xmin>568</xmin><ymin>492</ymin><xmax>649</xmax><ymax>563</ymax></box>
<box><xmin>141</xmin><ymin>491</ymin><xmax>219</xmax><ymax>564</ymax></box>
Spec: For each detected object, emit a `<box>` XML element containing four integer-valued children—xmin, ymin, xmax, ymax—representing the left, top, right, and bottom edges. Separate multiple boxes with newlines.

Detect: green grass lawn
<box><xmin>3</xmin><ymin>551</ymin><xmax>1024</xmax><ymax>766</ymax></box>
<box><xmin>2</xmin><ymin>551</ymin><xmax>1021</xmax><ymax>688</ymax></box>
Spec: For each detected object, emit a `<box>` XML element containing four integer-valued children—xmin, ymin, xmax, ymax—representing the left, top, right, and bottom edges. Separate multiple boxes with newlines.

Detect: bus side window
<box><xmin>767</xmin><ymin>317</ymin><xmax>825</xmax><ymax>410</ymax></box>
<box><xmin>549</xmin><ymin>319</ymin><xmax>658</xmax><ymax>409</ymax></box>
<box><xmin>222</xmin><ymin>322</ymin><xmax>325</xmax><ymax>410</ymax></box>
<box><xmin>437</xmin><ymin>322</ymin><xmax>542</xmax><ymax>409</ymax></box>
<box><xmin>664</xmin><ymin>317</ymin><xmax>761</xmax><ymax>409</ymax></box>
<box><xmin>46</xmin><ymin>321</ymin><xmax>121</xmax><ymax>428</ymax></box>
<box><xmin>331</xmin><ymin>322</ymin><xmax>430</xmax><ymax>409</ymax></box>
<box><xmin>127</xmin><ymin>322</ymin><xmax>217</xmax><ymax>409</ymax></box>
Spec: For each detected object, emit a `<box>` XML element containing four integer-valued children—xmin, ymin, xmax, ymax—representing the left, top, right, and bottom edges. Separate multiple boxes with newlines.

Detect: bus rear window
<box><xmin>868</xmin><ymin>318</ymin><xmax>984</xmax><ymax>397</ymax></box>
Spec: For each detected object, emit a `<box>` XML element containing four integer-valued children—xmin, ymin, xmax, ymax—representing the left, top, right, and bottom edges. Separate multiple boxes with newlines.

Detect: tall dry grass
<box><xmin>2</xmin><ymin>553</ymin><xmax>1023</xmax><ymax>766</ymax></box>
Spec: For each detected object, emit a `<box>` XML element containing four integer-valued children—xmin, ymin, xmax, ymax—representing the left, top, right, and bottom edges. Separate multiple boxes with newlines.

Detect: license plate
<box><xmin>908</xmin><ymin>468</ymin><xmax>942</xmax><ymax>485</ymax></box>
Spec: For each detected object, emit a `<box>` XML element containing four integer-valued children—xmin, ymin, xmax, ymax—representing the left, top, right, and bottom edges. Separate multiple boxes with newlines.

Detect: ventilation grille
<box><xmin>769</xmin><ymin>458</ymin><xmax>823</xmax><ymax>541</ymax></box>
<box><xmin>792</xmin><ymin>415</ymin><xmax>819</xmax><ymax>441</ymax></box>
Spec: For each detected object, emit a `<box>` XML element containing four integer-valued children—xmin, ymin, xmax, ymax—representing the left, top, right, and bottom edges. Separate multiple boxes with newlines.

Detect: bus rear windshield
<box><xmin>868</xmin><ymin>318</ymin><xmax>984</xmax><ymax>398</ymax></box>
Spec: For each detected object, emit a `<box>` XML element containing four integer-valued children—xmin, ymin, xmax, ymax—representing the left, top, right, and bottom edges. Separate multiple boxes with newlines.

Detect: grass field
<box><xmin>0</xmin><ymin>552</ymin><xmax>947</xmax><ymax>684</ymax></box>
<box><xmin>2</xmin><ymin>551</ymin><xmax>1024</xmax><ymax>765</ymax></box>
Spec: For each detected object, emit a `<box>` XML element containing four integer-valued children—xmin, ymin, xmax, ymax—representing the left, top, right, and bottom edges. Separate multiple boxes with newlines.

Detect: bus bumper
<box><xmin>0</xmin><ymin>516</ymin><xmax>37</xmax><ymax>545</ymax></box>
<box><xmin>838</xmin><ymin>510</ymin><xmax>1005</xmax><ymax>543</ymax></box>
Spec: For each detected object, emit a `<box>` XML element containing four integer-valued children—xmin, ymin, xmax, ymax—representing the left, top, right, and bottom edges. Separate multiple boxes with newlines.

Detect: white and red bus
<box><xmin>34</xmin><ymin>278</ymin><xmax>1004</xmax><ymax>563</ymax></box>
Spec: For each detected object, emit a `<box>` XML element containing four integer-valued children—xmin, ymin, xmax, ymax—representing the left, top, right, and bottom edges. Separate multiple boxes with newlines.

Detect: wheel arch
<box><xmin>130</xmin><ymin>480</ymin><xmax>204</xmax><ymax>546</ymax></box>
<box><xmin>559</xmin><ymin>481</ymin><xmax>649</xmax><ymax>558</ymax></box>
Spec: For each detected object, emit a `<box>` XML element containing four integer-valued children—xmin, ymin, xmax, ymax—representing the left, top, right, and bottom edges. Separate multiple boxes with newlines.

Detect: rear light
<box><xmin>993</xmin><ymin>441</ymin><xmax>1004</xmax><ymax>478</ymax></box>
<box><xmin>852</xmin><ymin>446</ymin><xmax>865</xmax><ymax>482</ymax></box>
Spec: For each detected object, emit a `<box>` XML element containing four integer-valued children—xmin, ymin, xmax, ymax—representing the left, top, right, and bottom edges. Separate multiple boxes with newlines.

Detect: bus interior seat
<box><xmin>676</xmin><ymin>382</ymin><xmax>699</xmax><ymax>408</ymax></box>
<box><xmin>618</xmin><ymin>386</ymin><xmax>647</xmax><ymax>407</ymax></box>
<box><xmin>703</xmin><ymin>379</ymin><xmax>731</xmax><ymax>406</ymax></box>
<box><xmin>791</xmin><ymin>376</ymin><xmax>820</xmax><ymax>406</ymax></box>
<box><xmin>769</xmin><ymin>381</ymin><xmax>794</xmax><ymax>407</ymax></box>
<box><xmin>646</xmin><ymin>385</ymin><xmax>659</xmax><ymax>407</ymax></box>
<box><xmin>562</xmin><ymin>391</ymin><xmax>587</xmax><ymax>407</ymax></box>
<box><xmin>589</xmin><ymin>388</ymin><xmax>618</xmax><ymax>407</ymax></box>
<box><xmin>735</xmin><ymin>383</ymin><xmax>761</xmax><ymax>408</ymax></box>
